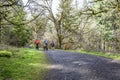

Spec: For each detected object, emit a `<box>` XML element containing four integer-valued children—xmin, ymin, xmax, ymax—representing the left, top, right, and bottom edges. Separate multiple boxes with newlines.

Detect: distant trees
<box><xmin>79</xmin><ymin>0</ymin><xmax>120</xmax><ymax>52</ymax></box>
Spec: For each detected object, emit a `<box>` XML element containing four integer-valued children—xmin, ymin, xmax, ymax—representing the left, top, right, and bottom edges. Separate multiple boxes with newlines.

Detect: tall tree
<box><xmin>33</xmin><ymin>0</ymin><xmax>73</xmax><ymax>48</ymax></box>
<box><xmin>56</xmin><ymin>0</ymin><xmax>74</xmax><ymax>48</ymax></box>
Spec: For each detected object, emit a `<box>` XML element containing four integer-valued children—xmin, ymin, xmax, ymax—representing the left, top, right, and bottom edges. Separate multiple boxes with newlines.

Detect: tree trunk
<box><xmin>103</xmin><ymin>41</ymin><xmax>106</xmax><ymax>52</ymax></box>
<box><xmin>54</xmin><ymin>23</ymin><xmax>62</xmax><ymax>49</ymax></box>
<box><xmin>0</xmin><ymin>15</ymin><xmax>2</xmax><ymax>44</ymax></box>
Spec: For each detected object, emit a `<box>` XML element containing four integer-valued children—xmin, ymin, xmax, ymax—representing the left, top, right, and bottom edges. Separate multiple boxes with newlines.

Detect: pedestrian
<box><xmin>34</xmin><ymin>39</ymin><xmax>40</xmax><ymax>50</ymax></box>
<box><xmin>65</xmin><ymin>44</ymin><xmax>70</xmax><ymax>50</ymax></box>
<box><xmin>50</xmin><ymin>41</ymin><xmax>55</xmax><ymax>50</ymax></box>
<box><xmin>43</xmin><ymin>39</ymin><xmax>48</xmax><ymax>51</ymax></box>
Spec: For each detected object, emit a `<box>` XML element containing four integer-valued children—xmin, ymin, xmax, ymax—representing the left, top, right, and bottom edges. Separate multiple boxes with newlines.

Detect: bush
<box><xmin>0</xmin><ymin>50</ymin><xmax>12</xmax><ymax>58</ymax></box>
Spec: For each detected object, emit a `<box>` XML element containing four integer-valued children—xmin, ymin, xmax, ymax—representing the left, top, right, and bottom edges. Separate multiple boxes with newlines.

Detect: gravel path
<box><xmin>45</xmin><ymin>50</ymin><xmax>120</xmax><ymax>80</ymax></box>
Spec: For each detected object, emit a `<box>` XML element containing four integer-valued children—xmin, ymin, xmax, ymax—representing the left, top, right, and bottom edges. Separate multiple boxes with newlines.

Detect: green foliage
<box><xmin>0</xmin><ymin>48</ymin><xmax>49</xmax><ymax>80</ymax></box>
<box><xmin>0</xmin><ymin>50</ymin><xmax>12</xmax><ymax>58</ymax></box>
<box><xmin>0</xmin><ymin>0</ymin><xmax>32</xmax><ymax>47</ymax></box>
<box><xmin>10</xmin><ymin>26</ymin><xmax>32</xmax><ymax>46</ymax></box>
<box><xmin>77</xmin><ymin>0</ymin><xmax>120</xmax><ymax>52</ymax></box>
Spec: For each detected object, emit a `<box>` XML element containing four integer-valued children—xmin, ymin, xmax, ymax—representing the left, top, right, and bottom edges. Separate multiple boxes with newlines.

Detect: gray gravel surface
<box><xmin>45</xmin><ymin>50</ymin><xmax>120</xmax><ymax>80</ymax></box>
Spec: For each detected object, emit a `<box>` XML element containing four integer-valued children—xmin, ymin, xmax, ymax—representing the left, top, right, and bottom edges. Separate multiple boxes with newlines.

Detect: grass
<box><xmin>69</xmin><ymin>50</ymin><xmax>120</xmax><ymax>60</ymax></box>
<box><xmin>0</xmin><ymin>48</ymin><xmax>49</xmax><ymax>80</ymax></box>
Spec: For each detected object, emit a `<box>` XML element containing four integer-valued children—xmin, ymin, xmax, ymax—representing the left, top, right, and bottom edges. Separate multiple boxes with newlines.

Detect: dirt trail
<box><xmin>45</xmin><ymin>50</ymin><xmax>120</xmax><ymax>80</ymax></box>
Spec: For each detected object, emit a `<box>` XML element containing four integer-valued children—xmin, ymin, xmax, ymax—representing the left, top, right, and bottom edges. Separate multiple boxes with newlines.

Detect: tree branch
<box><xmin>0</xmin><ymin>1</ymin><xmax>18</xmax><ymax>7</ymax></box>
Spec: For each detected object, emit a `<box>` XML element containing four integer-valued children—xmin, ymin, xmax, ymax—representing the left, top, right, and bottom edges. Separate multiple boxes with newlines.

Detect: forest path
<box><xmin>44</xmin><ymin>50</ymin><xmax>120</xmax><ymax>80</ymax></box>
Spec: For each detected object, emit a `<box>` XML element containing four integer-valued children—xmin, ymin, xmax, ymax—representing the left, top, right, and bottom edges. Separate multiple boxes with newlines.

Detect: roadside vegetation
<box><xmin>69</xmin><ymin>50</ymin><xmax>120</xmax><ymax>60</ymax></box>
<box><xmin>0</xmin><ymin>46</ymin><xmax>49</xmax><ymax>80</ymax></box>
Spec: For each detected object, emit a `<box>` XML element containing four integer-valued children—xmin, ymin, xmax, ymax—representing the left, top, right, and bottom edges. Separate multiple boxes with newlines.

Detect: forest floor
<box><xmin>45</xmin><ymin>50</ymin><xmax>120</xmax><ymax>80</ymax></box>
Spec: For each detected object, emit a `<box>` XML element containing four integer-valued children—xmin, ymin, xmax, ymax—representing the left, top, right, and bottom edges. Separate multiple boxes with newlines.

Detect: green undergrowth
<box><xmin>0</xmin><ymin>50</ymin><xmax>12</xmax><ymax>58</ymax></box>
<box><xmin>0</xmin><ymin>48</ymin><xmax>49</xmax><ymax>80</ymax></box>
<box><xmin>69</xmin><ymin>50</ymin><xmax>120</xmax><ymax>60</ymax></box>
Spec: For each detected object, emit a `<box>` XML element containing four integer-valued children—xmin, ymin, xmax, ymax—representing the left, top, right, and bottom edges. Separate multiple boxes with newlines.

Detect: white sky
<box><xmin>22</xmin><ymin>0</ymin><xmax>28</xmax><ymax>5</ymax></box>
<box><xmin>22</xmin><ymin>0</ymin><xmax>85</xmax><ymax>13</ymax></box>
<box><xmin>52</xmin><ymin>0</ymin><xmax>59</xmax><ymax>13</ymax></box>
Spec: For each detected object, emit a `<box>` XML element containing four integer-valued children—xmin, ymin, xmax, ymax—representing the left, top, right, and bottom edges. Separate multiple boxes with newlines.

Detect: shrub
<box><xmin>0</xmin><ymin>50</ymin><xmax>12</xmax><ymax>58</ymax></box>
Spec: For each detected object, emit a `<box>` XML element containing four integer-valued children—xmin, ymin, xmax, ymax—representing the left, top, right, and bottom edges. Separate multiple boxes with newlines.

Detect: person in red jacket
<box><xmin>34</xmin><ymin>39</ymin><xmax>40</xmax><ymax>49</ymax></box>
